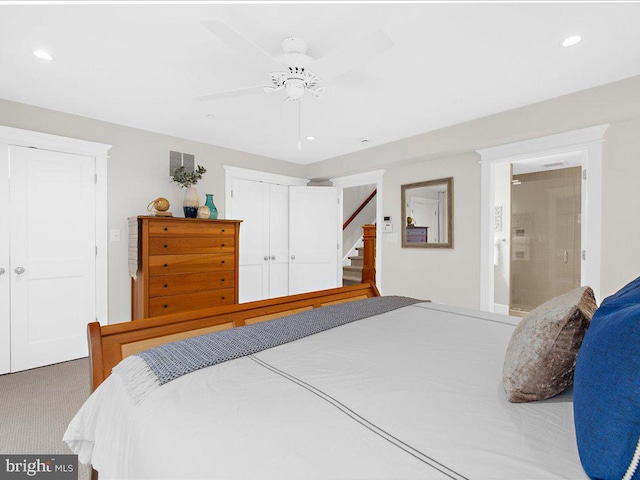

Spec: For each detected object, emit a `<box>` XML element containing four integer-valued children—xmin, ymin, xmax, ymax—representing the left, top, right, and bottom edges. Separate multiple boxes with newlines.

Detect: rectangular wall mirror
<box><xmin>401</xmin><ymin>177</ymin><xmax>454</xmax><ymax>248</ymax></box>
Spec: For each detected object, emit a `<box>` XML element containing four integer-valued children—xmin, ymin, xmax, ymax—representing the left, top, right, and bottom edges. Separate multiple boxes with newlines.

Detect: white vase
<box><xmin>183</xmin><ymin>186</ymin><xmax>199</xmax><ymax>218</ymax></box>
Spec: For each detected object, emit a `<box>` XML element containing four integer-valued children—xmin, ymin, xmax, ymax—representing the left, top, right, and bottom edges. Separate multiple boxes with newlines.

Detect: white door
<box><xmin>231</xmin><ymin>178</ymin><xmax>270</xmax><ymax>303</ymax></box>
<box><xmin>268</xmin><ymin>184</ymin><xmax>289</xmax><ymax>298</ymax></box>
<box><xmin>9</xmin><ymin>146</ymin><xmax>96</xmax><ymax>372</ymax></box>
<box><xmin>0</xmin><ymin>147</ymin><xmax>10</xmax><ymax>375</ymax></box>
<box><xmin>289</xmin><ymin>186</ymin><xmax>339</xmax><ymax>295</ymax></box>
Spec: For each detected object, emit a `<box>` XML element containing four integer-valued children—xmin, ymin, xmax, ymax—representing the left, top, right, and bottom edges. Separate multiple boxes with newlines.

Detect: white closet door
<box><xmin>231</xmin><ymin>178</ymin><xmax>269</xmax><ymax>303</ymax></box>
<box><xmin>289</xmin><ymin>186</ymin><xmax>339</xmax><ymax>295</ymax></box>
<box><xmin>268</xmin><ymin>184</ymin><xmax>289</xmax><ymax>298</ymax></box>
<box><xmin>9</xmin><ymin>146</ymin><xmax>96</xmax><ymax>372</ymax></box>
<box><xmin>0</xmin><ymin>147</ymin><xmax>10</xmax><ymax>374</ymax></box>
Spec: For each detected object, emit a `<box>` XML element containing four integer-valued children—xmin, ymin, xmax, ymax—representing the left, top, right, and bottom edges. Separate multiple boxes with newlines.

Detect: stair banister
<box><xmin>343</xmin><ymin>189</ymin><xmax>377</xmax><ymax>230</ymax></box>
<box><xmin>361</xmin><ymin>224</ymin><xmax>376</xmax><ymax>284</ymax></box>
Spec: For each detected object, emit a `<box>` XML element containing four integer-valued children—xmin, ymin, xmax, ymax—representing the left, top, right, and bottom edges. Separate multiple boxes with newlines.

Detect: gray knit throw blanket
<box><xmin>113</xmin><ymin>296</ymin><xmax>422</xmax><ymax>404</ymax></box>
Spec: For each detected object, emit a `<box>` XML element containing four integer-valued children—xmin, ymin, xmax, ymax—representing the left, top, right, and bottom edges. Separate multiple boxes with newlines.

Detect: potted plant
<box><xmin>171</xmin><ymin>165</ymin><xmax>207</xmax><ymax>218</ymax></box>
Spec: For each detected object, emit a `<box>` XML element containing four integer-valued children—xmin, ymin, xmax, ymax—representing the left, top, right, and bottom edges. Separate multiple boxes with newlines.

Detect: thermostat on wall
<box><xmin>383</xmin><ymin>216</ymin><xmax>393</xmax><ymax>233</ymax></box>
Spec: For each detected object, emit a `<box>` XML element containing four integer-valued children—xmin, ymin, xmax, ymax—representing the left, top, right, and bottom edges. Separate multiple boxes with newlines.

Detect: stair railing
<box><xmin>343</xmin><ymin>189</ymin><xmax>377</xmax><ymax>230</ymax></box>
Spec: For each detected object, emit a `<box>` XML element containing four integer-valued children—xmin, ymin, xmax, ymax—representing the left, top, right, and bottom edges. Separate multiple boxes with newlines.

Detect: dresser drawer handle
<box><xmin>222</xmin><ymin>229</ymin><xmax>225</xmax><ymax>233</ymax></box>
<box><xmin>221</xmin><ymin>296</ymin><xmax>225</xmax><ymax>300</ymax></box>
<box><xmin>221</xmin><ymin>260</ymin><xmax>225</xmax><ymax>264</ymax></box>
<box><xmin>221</xmin><ymin>243</ymin><xmax>225</xmax><ymax>247</ymax></box>
<box><xmin>164</xmin><ymin>227</ymin><xmax>168</xmax><ymax>232</ymax></box>
<box><xmin>164</xmin><ymin>263</ymin><xmax>168</xmax><ymax>267</ymax></box>
<box><xmin>221</xmin><ymin>278</ymin><xmax>225</xmax><ymax>282</ymax></box>
<box><xmin>164</xmin><ymin>304</ymin><xmax>169</xmax><ymax>309</ymax></box>
<box><xmin>163</xmin><ymin>244</ymin><xmax>168</xmax><ymax>248</ymax></box>
<box><xmin>164</xmin><ymin>284</ymin><xmax>168</xmax><ymax>288</ymax></box>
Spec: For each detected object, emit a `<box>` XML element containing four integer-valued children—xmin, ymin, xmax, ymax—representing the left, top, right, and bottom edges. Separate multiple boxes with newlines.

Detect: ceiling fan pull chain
<box><xmin>298</xmin><ymin>99</ymin><xmax>302</xmax><ymax>150</ymax></box>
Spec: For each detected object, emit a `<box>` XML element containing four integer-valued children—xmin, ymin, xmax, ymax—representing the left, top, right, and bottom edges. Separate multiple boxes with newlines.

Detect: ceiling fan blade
<box><xmin>309</xmin><ymin>29</ymin><xmax>394</xmax><ymax>82</ymax></box>
<box><xmin>192</xmin><ymin>86</ymin><xmax>269</xmax><ymax>102</ymax></box>
<box><xmin>202</xmin><ymin>19</ymin><xmax>284</xmax><ymax>73</ymax></box>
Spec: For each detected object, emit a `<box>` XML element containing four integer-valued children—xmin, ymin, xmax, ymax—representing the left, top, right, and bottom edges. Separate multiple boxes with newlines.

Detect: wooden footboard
<box><xmin>88</xmin><ymin>282</ymin><xmax>380</xmax><ymax>391</ymax></box>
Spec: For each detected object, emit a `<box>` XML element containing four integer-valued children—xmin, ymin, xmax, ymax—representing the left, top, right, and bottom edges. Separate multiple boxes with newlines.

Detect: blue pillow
<box><xmin>574</xmin><ymin>276</ymin><xmax>640</xmax><ymax>480</ymax></box>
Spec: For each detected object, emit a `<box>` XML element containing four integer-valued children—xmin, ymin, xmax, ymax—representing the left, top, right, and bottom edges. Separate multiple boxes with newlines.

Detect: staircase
<box><xmin>343</xmin><ymin>246</ymin><xmax>364</xmax><ymax>286</ymax></box>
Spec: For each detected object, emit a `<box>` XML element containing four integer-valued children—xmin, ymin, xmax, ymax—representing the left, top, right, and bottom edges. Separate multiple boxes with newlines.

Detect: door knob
<box><xmin>264</xmin><ymin>256</ymin><xmax>269</xmax><ymax>261</ymax></box>
<box><xmin>270</xmin><ymin>255</ymin><xmax>276</xmax><ymax>260</ymax></box>
<box><xmin>0</xmin><ymin>267</ymin><xmax>5</xmax><ymax>275</ymax></box>
<box><xmin>15</xmin><ymin>267</ymin><xmax>25</xmax><ymax>274</ymax></box>
<box><xmin>290</xmin><ymin>255</ymin><xmax>295</xmax><ymax>260</ymax></box>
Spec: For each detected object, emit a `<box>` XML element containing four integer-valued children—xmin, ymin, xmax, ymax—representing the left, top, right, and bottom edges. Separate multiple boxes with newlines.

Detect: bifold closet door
<box><xmin>9</xmin><ymin>146</ymin><xmax>96</xmax><ymax>372</ymax></box>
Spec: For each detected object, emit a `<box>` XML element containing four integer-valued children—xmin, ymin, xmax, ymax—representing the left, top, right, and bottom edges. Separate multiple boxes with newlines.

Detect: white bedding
<box><xmin>65</xmin><ymin>302</ymin><xmax>587</xmax><ymax>480</ymax></box>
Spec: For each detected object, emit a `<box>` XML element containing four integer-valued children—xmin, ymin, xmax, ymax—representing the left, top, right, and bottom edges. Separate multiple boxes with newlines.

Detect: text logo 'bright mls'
<box><xmin>0</xmin><ymin>456</ymin><xmax>77</xmax><ymax>480</ymax></box>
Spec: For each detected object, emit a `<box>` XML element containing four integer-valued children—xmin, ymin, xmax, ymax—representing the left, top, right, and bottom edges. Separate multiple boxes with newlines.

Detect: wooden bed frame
<box><xmin>88</xmin><ymin>282</ymin><xmax>380</xmax><ymax>391</ymax></box>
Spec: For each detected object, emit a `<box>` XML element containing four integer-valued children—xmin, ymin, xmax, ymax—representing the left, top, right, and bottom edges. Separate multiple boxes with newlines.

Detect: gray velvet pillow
<box><xmin>503</xmin><ymin>286</ymin><xmax>597</xmax><ymax>403</ymax></box>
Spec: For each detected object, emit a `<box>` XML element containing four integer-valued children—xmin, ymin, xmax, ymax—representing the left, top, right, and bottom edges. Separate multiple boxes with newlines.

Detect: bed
<box><xmin>65</xmin><ymin>281</ymin><xmax>589</xmax><ymax>480</ymax></box>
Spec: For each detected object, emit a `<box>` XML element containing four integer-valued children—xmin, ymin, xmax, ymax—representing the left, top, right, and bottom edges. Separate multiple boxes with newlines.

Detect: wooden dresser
<box><xmin>130</xmin><ymin>216</ymin><xmax>241</xmax><ymax>320</ymax></box>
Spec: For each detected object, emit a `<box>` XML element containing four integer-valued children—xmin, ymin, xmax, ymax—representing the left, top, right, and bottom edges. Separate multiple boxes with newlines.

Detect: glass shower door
<box><xmin>510</xmin><ymin>167</ymin><xmax>581</xmax><ymax>315</ymax></box>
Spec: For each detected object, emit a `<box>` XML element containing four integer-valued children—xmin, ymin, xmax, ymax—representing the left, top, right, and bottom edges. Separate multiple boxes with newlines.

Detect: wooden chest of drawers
<box><xmin>130</xmin><ymin>216</ymin><xmax>241</xmax><ymax>320</ymax></box>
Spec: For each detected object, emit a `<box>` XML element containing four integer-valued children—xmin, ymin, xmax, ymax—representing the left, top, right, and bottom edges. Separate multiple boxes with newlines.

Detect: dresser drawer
<box><xmin>149</xmin><ymin>288</ymin><xmax>236</xmax><ymax>317</ymax></box>
<box><xmin>149</xmin><ymin>254</ymin><xmax>235</xmax><ymax>275</ymax></box>
<box><xmin>149</xmin><ymin>236</ymin><xmax>235</xmax><ymax>255</ymax></box>
<box><xmin>149</xmin><ymin>272</ymin><xmax>234</xmax><ymax>297</ymax></box>
<box><xmin>148</xmin><ymin>221</ymin><xmax>235</xmax><ymax>237</ymax></box>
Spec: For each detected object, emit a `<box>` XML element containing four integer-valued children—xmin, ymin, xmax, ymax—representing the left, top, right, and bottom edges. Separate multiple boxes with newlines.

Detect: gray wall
<box><xmin>308</xmin><ymin>75</ymin><xmax>640</xmax><ymax>307</ymax></box>
<box><xmin>0</xmin><ymin>98</ymin><xmax>306</xmax><ymax>323</ymax></box>
<box><xmin>2</xmin><ymin>73</ymin><xmax>639</xmax><ymax>318</ymax></box>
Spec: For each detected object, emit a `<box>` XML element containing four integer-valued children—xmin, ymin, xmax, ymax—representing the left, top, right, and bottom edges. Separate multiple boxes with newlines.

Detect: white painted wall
<box><xmin>310</xmin><ymin>75</ymin><xmax>640</xmax><ymax>307</ymax></box>
<box><xmin>0</xmin><ymin>98</ymin><xmax>305</xmax><ymax>324</ymax></box>
<box><xmin>601</xmin><ymin>117</ymin><xmax>640</xmax><ymax>296</ymax></box>
<box><xmin>381</xmin><ymin>153</ymin><xmax>481</xmax><ymax>307</ymax></box>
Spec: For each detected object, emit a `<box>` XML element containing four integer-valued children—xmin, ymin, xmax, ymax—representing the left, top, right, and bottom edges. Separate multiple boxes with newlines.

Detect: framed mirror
<box><xmin>401</xmin><ymin>177</ymin><xmax>453</xmax><ymax>248</ymax></box>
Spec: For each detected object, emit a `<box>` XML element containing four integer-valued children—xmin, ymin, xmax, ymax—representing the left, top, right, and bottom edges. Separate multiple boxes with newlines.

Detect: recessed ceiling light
<box><xmin>306</xmin><ymin>136</ymin><xmax>315</xmax><ymax>141</ymax></box>
<box><xmin>560</xmin><ymin>35</ymin><xmax>582</xmax><ymax>48</ymax></box>
<box><xmin>33</xmin><ymin>50</ymin><xmax>53</xmax><ymax>61</ymax></box>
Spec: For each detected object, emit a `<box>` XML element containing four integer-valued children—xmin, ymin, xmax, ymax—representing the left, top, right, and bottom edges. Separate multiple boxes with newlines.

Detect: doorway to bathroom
<box><xmin>494</xmin><ymin>159</ymin><xmax>582</xmax><ymax>316</ymax></box>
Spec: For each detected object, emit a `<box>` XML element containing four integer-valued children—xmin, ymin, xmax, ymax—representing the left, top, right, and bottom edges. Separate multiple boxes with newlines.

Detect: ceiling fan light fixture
<box><xmin>33</xmin><ymin>49</ymin><xmax>53</xmax><ymax>61</ymax></box>
<box><xmin>560</xmin><ymin>35</ymin><xmax>582</xmax><ymax>47</ymax></box>
<box><xmin>284</xmin><ymin>80</ymin><xmax>305</xmax><ymax>100</ymax></box>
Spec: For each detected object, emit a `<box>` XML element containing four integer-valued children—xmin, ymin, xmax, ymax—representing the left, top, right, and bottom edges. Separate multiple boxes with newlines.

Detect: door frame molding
<box><xmin>0</xmin><ymin>125</ymin><xmax>111</xmax><ymax>323</ymax></box>
<box><xmin>477</xmin><ymin>124</ymin><xmax>608</xmax><ymax>311</ymax></box>
<box><xmin>330</xmin><ymin>169</ymin><xmax>385</xmax><ymax>292</ymax></box>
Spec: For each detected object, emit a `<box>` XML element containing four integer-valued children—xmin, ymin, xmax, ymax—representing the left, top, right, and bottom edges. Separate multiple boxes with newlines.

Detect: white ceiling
<box><xmin>1</xmin><ymin>2</ymin><xmax>640</xmax><ymax>165</ymax></box>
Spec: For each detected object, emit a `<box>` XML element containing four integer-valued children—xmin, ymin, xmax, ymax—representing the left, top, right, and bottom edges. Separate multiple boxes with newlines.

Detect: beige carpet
<box><xmin>0</xmin><ymin>358</ymin><xmax>91</xmax><ymax>480</ymax></box>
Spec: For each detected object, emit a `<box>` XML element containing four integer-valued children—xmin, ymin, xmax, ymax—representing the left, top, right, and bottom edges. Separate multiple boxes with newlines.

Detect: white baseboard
<box><xmin>493</xmin><ymin>303</ymin><xmax>509</xmax><ymax>315</ymax></box>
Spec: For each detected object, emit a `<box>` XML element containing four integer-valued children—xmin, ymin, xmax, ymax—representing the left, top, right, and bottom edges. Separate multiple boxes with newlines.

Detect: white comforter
<box><xmin>65</xmin><ymin>302</ymin><xmax>587</xmax><ymax>480</ymax></box>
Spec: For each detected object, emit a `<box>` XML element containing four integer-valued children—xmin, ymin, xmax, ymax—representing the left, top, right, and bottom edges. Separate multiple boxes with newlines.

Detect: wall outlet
<box><xmin>110</xmin><ymin>229</ymin><xmax>121</xmax><ymax>242</ymax></box>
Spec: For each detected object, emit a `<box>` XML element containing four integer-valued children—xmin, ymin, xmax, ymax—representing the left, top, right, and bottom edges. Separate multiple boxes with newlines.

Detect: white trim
<box><xmin>477</xmin><ymin>125</ymin><xmax>609</xmax><ymax>163</ymax></box>
<box><xmin>330</xmin><ymin>170</ymin><xmax>385</xmax><ymax>292</ymax></box>
<box><xmin>493</xmin><ymin>304</ymin><xmax>510</xmax><ymax>315</ymax></box>
<box><xmin>0</xmin><ymin>125</ymin><xmax>111</xmax><ymax>158</ymax></box>
<box><xmin>0</xmin><ymin>125</ymin><xmax>111</xmax><ymax>327</ymax></box>
<box><xmin>95</xmin><ymin>157</ymin><xmax>108</xmax><ymax>324</ymax></box>
<box><xmin>478</xmin><ymin>125</ymin><xmax>608</xmax><ymax>311</ymax></box>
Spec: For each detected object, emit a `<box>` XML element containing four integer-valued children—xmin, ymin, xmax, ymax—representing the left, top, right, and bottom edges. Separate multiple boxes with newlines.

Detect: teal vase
<box><xmin>204</xmin><ymin>194</ymin><xmax>218</xmax><ymax>219</ymax></box>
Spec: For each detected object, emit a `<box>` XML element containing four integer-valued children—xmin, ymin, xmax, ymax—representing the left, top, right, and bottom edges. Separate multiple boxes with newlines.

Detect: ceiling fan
<box><xmin>193</xmin><ymin>19</ymin><xmax>394</xmax><ymax>103</ymax></box>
